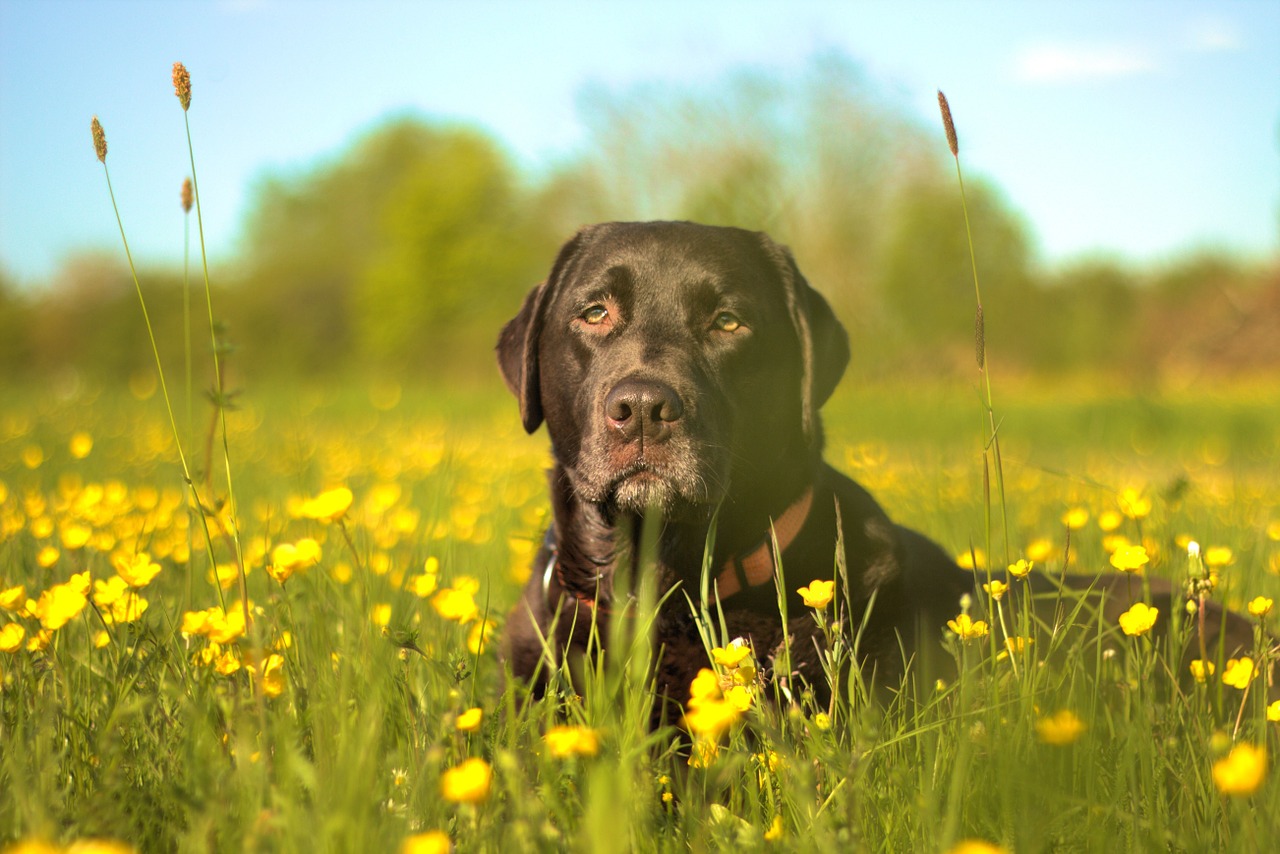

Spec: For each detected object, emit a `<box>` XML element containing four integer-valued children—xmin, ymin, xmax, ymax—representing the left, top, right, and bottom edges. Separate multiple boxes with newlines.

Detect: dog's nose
<box><xmin>604</xmin><ymin>379</ymin><xmax>683</xmax><ymax>441</ymax></box>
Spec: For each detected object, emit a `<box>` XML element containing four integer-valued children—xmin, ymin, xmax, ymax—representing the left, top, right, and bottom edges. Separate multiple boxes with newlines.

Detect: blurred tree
<box><xmin>233</xmin><ymin>116</ymin><xmax>551</xmax><ymax>378</ymax></box>
<box><xmin>11</xmin><ymin>56</ymin><xmax>1268</xmax><ymax>388</ymax></box>
<box><xmin>22</xmin><ymin>252</ymin><xmax>202</xmax><ymax>383</ymax></box>
<box><xmin>353</xmin><ymin>127</ymin><xmax>545</xmax><ymax>371</ymax></box>
<box><xmin>1036</xmin><ymin>259</ymin><xmax>1139</xmax><ymax>374</ymax></box>
<box><xmin>0</xmin><ymin>269</ymin><xmax>33</xmax><ymax>370</ymax></box>
<box><xmin>875</xmin><ymin>176</ymin><xmax>1038</xmax><ymax>371</ymax></box>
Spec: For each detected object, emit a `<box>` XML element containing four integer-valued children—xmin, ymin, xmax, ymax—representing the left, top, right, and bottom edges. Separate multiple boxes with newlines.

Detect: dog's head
<box><xmin>498</xmin><ymin>221</ymin><xmax>849</xmax><ymax>518</ymax></box>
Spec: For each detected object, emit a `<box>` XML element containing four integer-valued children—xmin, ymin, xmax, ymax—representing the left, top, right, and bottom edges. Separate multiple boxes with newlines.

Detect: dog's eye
<box><xmin>582</xmin><ymin>305</ymin><xmax>610</xmax><ymax>325</ymax></box>
<box><xmin>712</xmin><ymin>311</ymin><xmax>742</xmax><ymax>333</ymax></box>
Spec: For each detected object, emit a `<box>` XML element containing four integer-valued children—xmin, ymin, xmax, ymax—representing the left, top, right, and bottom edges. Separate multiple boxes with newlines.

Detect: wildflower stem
<box><xmin>98</xmin><ymin>161</ymin><xmax>193</xmax><ymax>505</ymax></box>
<box><xmin>181</xmin><ymin>105</ymin><xmax>249</xmax><ymax>632</ymax></box>
<box><xmin>939</xmin><ymin>90</ymin><xmax>1011</xmax><ymax>569</ymax></box>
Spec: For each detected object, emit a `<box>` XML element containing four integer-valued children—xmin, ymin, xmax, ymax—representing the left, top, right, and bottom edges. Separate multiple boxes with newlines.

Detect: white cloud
<box><xmin>1014</xmin><ymin>43</ymin><xmax>1157</xmax><ymax>83</ymax></box>
<box><xmin>1187</xmin><ymin>19</ymin><xmax>1242</xmax><ymax>53</ymax></box>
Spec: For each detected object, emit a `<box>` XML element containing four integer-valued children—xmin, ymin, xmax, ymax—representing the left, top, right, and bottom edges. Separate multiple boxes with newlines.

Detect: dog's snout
<box><xmin>604</xmin><ymin>379</ymin><xmax>684</xmax><ymax>440</ymax></box>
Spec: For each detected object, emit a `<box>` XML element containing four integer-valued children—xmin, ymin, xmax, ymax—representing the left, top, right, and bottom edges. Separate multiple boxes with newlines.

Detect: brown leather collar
<box><xmin>707</xmin><ymin>486</ymin><xmax>814</xmax><ymax>601</ymax></box>
<box><xmin>546</xmin><ymin>486</ymin><xmax>815</xmax><ymax>614</ymax></box>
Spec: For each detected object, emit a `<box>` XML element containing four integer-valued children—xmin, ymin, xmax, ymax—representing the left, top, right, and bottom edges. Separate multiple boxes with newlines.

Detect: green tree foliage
<box><xmin>1035</xmin><ymin>260</ymin><xmax>1139</xmax><ymax>373</ymax></box>
<box><xmin>0</xmin><ymin>269</ymin><xmax>33</xmax><ymax>369</ymax></box>
<box><xmin>4</xmin><ymin>58</ymin><xmax>1274</xmax><ymax>387</ymax></box>
<box><xmin>353</xmin><ymin>126</ymin><xmax>545</xmax><ymax>370</ymax></box>
<box><xmin>233</xmin><ymin>117</ymin><xmax>550</xmax><ymax>377</ymax></box>
<box><xmin>876</xmin><ymin>177</ymin><xmax>1038</xmax><ymax>372</ymax></box>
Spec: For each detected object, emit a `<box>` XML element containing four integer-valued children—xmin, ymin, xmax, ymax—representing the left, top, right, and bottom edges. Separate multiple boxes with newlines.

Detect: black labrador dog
<box><xmin>498</xmin><ymin>221</ymin><xmax>1267</xmax><ymax>722</ymax></box>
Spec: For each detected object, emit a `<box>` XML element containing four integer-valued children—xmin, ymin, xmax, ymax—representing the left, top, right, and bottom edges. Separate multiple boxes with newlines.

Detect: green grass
<box><xmin>1</xmin><ymin>380</ymin><xmax>1278</xmax><ymax>852</ymax></box>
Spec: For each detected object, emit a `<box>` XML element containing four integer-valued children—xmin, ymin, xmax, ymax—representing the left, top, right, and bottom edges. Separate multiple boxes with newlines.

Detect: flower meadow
<box><xmin>1</xmin><ymin>381</ymin><xmax>1279</xmax><ymax>852</ymax></box>
<box><xmin>4</xmin><ymin>65</ymin><xmax>1279</xmax><ymax>853</ymax></box>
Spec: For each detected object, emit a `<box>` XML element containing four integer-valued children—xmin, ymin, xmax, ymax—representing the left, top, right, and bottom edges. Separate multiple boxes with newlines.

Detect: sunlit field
<box><xmin>2</xmin><ymin>378</ymin><xmax>1278</xmax><ymax>852</ymax></box>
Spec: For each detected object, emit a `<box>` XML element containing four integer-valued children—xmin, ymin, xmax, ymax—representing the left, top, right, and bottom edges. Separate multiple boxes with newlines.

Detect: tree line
<box><xmin>3</xmin><ymin>57</ymin><xmax>1275</xmax><ymax>390</ymax></box>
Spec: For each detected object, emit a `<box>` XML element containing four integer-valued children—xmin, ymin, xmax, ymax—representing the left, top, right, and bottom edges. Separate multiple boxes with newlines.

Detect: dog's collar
<box><xmin>544</xmin><ymin>486</ymin><xmax>815</xmax><ymax>614</ymax></box>
<box><xmin>710</xmin><ymin>486</ymin><xmax>814</xmax><ymax>601</ymax></box>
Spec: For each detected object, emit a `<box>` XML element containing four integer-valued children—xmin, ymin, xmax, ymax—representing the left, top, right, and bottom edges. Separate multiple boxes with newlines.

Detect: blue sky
<box><xmin>1</xmin><ymin>0</ymin><xmax>1277</xmax><ymax>287</ymax></box>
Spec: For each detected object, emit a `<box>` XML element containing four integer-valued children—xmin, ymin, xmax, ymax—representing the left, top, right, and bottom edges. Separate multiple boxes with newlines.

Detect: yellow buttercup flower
<box><xmin>109</xmin><ymin>592</ymin><xmax>149</xmax><ymax>623</ymax></box>
<box><xmin>1117</xmin><ymin>487</ymin><xmax>1151</xmax><ymax>520</ymax></box>
<box><xmin>1036</xmin><ymin>709</ymin><xmax>1086</xmax><ymax>746</ymax></box>
<box><xmin>947</xmin><ymin>613</ymin><xmax>989</xmax><ymax>642</ymax></box>
<box><xmin>724</xmin><ymin>685</ymin><xmax>754</xmax><ymax>712</ymax></box>
<box><xmin>114</xmin><ymin>552</ymin><xmax>162</xmax><ymax>587</ymax></box>
<box><xmin>467</xmin><ymin>618</ymin><xmax>498</xmax><ymax>654</ymax></box>
<box><xmin>1061</xmin><ymin>507</ymin><xmax>1089</xmax><ymax>530</ymax></box>
<box><xmin>1212</xmin><ymin>743</ymin><xmax>1267</xmax><ymax>796</ymax></box>
<box><xmin>683</xmin><ymin>667</ymin><xmax>742</xmax><ymax>739</ymax></box>
<box><xmin>1266</xmin><ymin>700</ymin><xmax>1280</xmax><ymax>723</ymax></box>
<box><xmin>268</xmin><ymin>538</ymin><xmax>322</xmax><ymax>583</ymax></box>
<box><xmin>982</xmin><ymin>580</ymin><xmax>1008</xmax><ymax>601</ymax></box>
<box><xmin>797</xmin><ymin>579</ymin><xmax>835</xmax><ymax>610</ymax></box>
<box><xmin>60</xmin><ymin>522</ymin><xmax>92</xmax><ymax>550</ymax></box>
<box><xmin>455</xmin><ymin>707</ymin><xmax>483</xmax><ymax>732</ymax></box>
<box><xmin>712</xmin><ymin>642</ymin><xmax>752</xmax><ymax>669</ymax></box>
<box><xmin>35</xmin><ymin>582</ymin><xmax>88</xmax><ymax>630</ymax></box>
<box><xmin>1247</xmin><ymin>596</ymin><xmax>1273</xmax><ymax>618</ymax></box>
<box><xmin>1098</xmin><ymin>510</ymin><xmax>1124</xmax><ymax>533</ymax></box>
<box><xmin>543</xmin><ymin>725</ymin><xmax>600</xmax><ymax>758</ymax></box>
<box><xmin>246</xmin><ymin>653</ymin><xmax>286</xmax><ymax>698</ymax></box>
<box><xmin>408</xmin><ymin>570</ymin><xmax>439</xmax><ymax>598</ymax></box>
<box><xmin>1222</xmin><ymin>657</ymin><xmax>1255</xmax><ymax>689</ymax></box>
<box><xmin>400</xmin><ymin>831</ymin><xmax>451</xmax><ymax>854</ymax></box>
<box><xmin>1023</xmin><ymin>540</ymin><xmax>1053</xmax><ymax>564</ymax></box>
<box><xmin>763</xmin><ymin>815</ymin><xmax>783</xmax><ymax>842</ymax></box>
<box><xmin>998</xmin><ymin>636</ymin><xmax>1033</xmax><ymax>660</ymax></box>
<box><xmin>1203</xmin><ymin>546</ymin><xmax>1234</xmax><ymax>568</ymax></box>
<box><xmin>180</xmin><ymin>608</ymin><xmax>212</xmax><ymax>636</ymax></box>
<box><xmin>0</xmin><ymin>585</ymin><xmax>27</xmax><ymax>612</ymax></box>
<box><xmin>1109</xmin><ymin>544</ymin><xmax>1149</xmax><ymax>574</ymax></box>
<box><xmin>1118</xmin><ymin>602</ymin><xmax>1158</xmax><ymax>637</ymax></box>
<box><xmin>69</xmin><ymin>431</ymin><xmax>94</xmax><ymax>459</ymax></box>
<box><xmin>440</xmin><ymin>757</ymin><xmax>492</xmax><ymax>804</ymax></box>
<box><xmin>1007</xmin><ymin>559</ymin><xmax>1033</xmax><ymax>579</ymax></box>
<box><xmin>946</xmin><ymin>842</ymin><xmax>1008</xmax><ymax>854</ymax></box>
<box><xmin>684</xmin><ymin>696</ymin><xmax>742</xmax><ymax>740</ymax></box>
<box><xmin>213</xmin><ymin>650</ymin><xmax>242</xmax><ymax>677</ymax></box>
<box><xmin>432</xmin><ymin>586</ymin><xmax>478</xmax><ymax>623</ymax></box>
<box><xmin>93</xmin><ymin>575</ymin><xmax>129</xmax><ymax>608</ymax></box>
<box><xmin>300</xmin><ymin>487</ymin><xmax>354</xmax><ymax>523</ymax></box>
<box><xmin>204</xmin><ymin>606</ymin><xmax>247</xmax><ymax>644</ymax></box>
<box><xmin>0</xmin><ymin>622</ymin><xmax>25</xmax><ymax>653</ymax></box>
<box><xmin>688</xmin><ymin>667</ymin><xmax>721</xmax><ymax>704</ymax></box>
<box><xmin>1189</xmin><ymin>659</ymin><xmax>1216</xmax><ymax>683</ymax></box>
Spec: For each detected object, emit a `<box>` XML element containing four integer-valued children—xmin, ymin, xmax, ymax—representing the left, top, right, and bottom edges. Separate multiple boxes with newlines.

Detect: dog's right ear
<box><xmin>497</xmin><ymin>282</ymin><xmax>546</xmax><ymax>433</ymax></box>
<box><xmin>497</xmin><ymin>228</ymin><xmax>595</xmax><ymax>434</ymax></box>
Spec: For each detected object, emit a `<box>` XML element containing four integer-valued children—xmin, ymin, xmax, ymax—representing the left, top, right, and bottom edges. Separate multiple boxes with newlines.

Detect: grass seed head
<box><xmin>937</xmin><ymin>90</ymin><xmax>959</xmax><ymax>156</ymax></box>
<box><xmin>91</xmin><ymin>116</ymin><xmax>107</xmax><ymax>162</ymax></box>
<box><xmin>975</xmin><ymin>304</ymin><xmax>985</xmax><ymax>370</ymax></box>
<box><xmin>173</xmin><ymin>62</ymin><xmax>192</xmax><ymax>111</ymax></box>
<box><xmin>181</xmin><ymin>177</ymin><xmax>193</xmax><ymax>213</ymax></box>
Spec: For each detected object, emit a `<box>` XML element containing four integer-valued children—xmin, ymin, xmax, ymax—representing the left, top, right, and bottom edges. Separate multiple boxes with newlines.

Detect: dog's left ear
<box><xmin>758</xmin><ymin>235</ymin><xmax>850</xmax><ymax>444</ymax></box>
<box><xmin>497</xmin><ymin>282</ymin><xmax>546</xmax><ymax>433</ymax></box>
<box><xmin>497</xmin><ymin>227</ymin><xmax>597</xmax><ymax>434</ymax></box>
